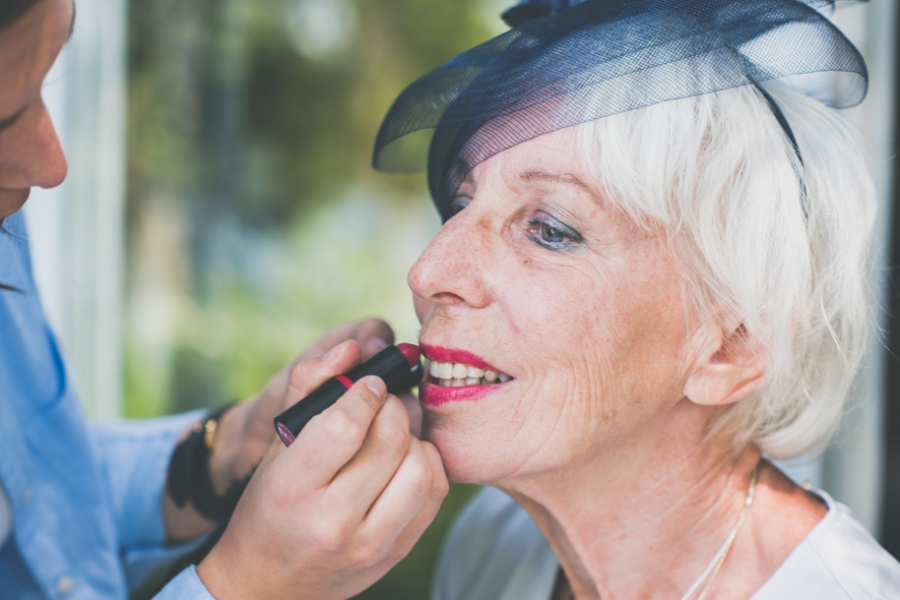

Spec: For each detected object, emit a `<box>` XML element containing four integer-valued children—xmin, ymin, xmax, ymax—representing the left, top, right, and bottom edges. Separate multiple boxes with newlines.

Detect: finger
<box><xmin>352</xmin><ymin>317</ymin><xmax>396</xmax><ymax>360</ymax></box>
<box><xmin>360</xmin><ymin>438</ymin><xmax>447</xmax><ymax>552</ymax></box>
<box><xmin>260</xmin><ymin>341</ymin><xmax>366</xmax><ymax>471</ymax></box>
<box><xmin>326</xmin><ymin>394</ymin><xmax>411</xmax><ymax>519</ymax></box>
<box><xmin>397</xmin><ymin>391</ymin><xmax>423</xmax><ymax>437</ymax></box>
<box><xmin>385</xmin><ymin>441</ymin><xmax>449</xmax><ymax>559</ymax></box>
<box><xmin>254</xmin><ymin>331</ymin><xmax>371</xmax><ymax>426</ymax></box>
<box><xmin>300</xmin><ymin>318</ymin><xmax>395</xmax><ymax>362</ymax></box>
<box><xmin>287</xmin><ymin>376</ymin><xmax>390</xmax><ymax>490</ymax></box>
<box><xmin>284</xmin><ymin>340</ymin><xmax>362</xmax><ymax>409</ymax></box>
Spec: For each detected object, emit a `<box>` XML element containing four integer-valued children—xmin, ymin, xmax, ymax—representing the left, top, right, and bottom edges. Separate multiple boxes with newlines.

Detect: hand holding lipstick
<box><xmin>163</xmin><ymin>318</ymin><xmax>422</xmax><ymax>543</ymax></box>
<box><xmin>196</xmin><ymin>339</ymin><xmax>449</xmax><ymax>600</ymax></box>
<box><xmin>274</xmin><ymin>342</ymin><xmax>422</xmax><ymax>445</ymax></box>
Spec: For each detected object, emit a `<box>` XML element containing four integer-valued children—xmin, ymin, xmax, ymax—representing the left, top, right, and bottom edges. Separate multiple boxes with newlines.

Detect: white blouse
<box><xmin>433</xmin><ymin>486</ymin><xmax>900</xmax><ymax>600</ymax></box>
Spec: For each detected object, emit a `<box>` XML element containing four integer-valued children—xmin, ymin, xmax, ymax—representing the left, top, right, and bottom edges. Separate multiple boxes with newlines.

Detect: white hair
<box><xmin>564</xmin><ymin>82</ymin><xmax>876</xmax><ymax>459</ymax></box>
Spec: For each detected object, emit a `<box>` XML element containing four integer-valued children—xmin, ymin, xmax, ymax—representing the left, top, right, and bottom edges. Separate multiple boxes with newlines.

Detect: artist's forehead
<box><xmin>0</xmin><ymin>0</ymin><xmax>75</xmax><ymax>120</ymax></box>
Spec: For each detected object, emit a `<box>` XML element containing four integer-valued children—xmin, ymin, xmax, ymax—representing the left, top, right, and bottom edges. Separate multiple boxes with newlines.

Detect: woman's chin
<box><xmin>421</xmin><ymin>417</ymin><xmax>512</xmax><ymax>485</ymax></box>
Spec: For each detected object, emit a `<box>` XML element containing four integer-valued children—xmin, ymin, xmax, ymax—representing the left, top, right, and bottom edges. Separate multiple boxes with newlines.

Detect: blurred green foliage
<box><xmin>125</xmin><ymin>0</ymin><xmax>503</xmax><ymax>597</ymax></box>
<box><xmin>127</xmin><ymin>0</ymin><xmax>498</xmax><ymax>227</ymax></box>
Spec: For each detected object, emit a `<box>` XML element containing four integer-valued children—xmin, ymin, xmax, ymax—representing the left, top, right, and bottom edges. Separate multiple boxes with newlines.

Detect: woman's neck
<box><xmin>495</xmin><ymin>405</ymin><xmax>809</xmax><ymax>600</ymax></box>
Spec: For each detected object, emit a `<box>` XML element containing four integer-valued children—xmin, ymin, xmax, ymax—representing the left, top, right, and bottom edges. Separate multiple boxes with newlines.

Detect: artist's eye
<box><xmin>527</xmin><ymin>216</ymin><xmax>583</xmax><ymax>251</ymax></box>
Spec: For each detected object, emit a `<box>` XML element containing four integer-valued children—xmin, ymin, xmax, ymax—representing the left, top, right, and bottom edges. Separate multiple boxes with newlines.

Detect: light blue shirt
<box><xmin>0</xmin><ymin>212</ymin><xmax>214</xmax><ymax>599</ymax></box>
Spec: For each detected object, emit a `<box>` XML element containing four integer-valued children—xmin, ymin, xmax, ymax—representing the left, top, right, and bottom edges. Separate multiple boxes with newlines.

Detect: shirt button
<box><xmin>57</xmin><ymin>575</ymin><xmax>76</xmax><ymax>595</ymax></box>
<box><xmin>21</xmin><ymin>487</ymin><xmax>33</xmax><ymax>504</ymax></box>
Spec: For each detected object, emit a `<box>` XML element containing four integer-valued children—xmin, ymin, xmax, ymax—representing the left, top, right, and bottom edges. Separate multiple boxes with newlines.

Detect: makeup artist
<box><xmin>0</xmin><ymin>0</ymin><xmax>447</xmax><ymax>598</ymax></box>
<box><xmin>371</xmin><ymin>0</ymin><xmax>900</xmax><ymax>598</ymax></box>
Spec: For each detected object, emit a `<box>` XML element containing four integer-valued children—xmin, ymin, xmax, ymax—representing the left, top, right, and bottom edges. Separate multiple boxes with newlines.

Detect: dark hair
<box><xmin>0</xmin><ymin>0</ymin><xmax>39</xmax><ymax>31</ymax></box>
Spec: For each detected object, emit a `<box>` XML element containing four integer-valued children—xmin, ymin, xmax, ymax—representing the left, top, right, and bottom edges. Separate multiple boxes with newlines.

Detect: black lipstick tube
<box><xmin>274</xmin><ymin>344</ymin><xmax>422</xmax><ymax>446</ymax></box>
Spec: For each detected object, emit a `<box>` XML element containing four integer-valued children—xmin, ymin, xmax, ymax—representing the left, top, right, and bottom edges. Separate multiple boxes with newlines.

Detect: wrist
<box><xmin>166</xmin><ymin>403</ymin><xmax>243</xmax><ymax>524</ymax></box>
<box><xmin>208</xmin><ymin>401</ymin><xmax>252</xmax><ymax>494</ymax></box>
<box><xmin>197</xmin><ymin>540</ymin><xmax>258</xmax><ymax>600</ymax></box>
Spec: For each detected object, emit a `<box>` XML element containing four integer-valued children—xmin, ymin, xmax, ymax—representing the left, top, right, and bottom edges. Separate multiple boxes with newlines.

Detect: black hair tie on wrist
<box><xmin>166</xmin><ymin>403</ymin><xmax>247</xmax><ymax>524</ymax></box>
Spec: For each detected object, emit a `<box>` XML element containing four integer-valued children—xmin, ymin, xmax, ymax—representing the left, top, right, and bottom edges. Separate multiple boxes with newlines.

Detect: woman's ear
<box><xmin>683</xmin><ymin>321</ymin><xmax>766</xmax><ymax>407</ymax></box>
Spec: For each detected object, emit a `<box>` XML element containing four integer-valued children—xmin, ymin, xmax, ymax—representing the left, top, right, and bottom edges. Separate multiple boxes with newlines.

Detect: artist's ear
<box><xmin>683</xmin><ymin>320</ymin><xmax>766</xmax><ymax>407</ymax></box>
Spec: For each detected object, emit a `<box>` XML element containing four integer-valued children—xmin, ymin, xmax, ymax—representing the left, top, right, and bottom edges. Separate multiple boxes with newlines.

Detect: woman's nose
<box><xmin>408</xmin><ymin>209</ymin><xmax>493</xmax><ymax>310</ymax></box>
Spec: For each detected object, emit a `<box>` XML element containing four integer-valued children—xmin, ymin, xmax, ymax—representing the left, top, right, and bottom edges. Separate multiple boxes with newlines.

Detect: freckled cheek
<box><xmin>506</xmin><ymin>260</ymin><xmax>682</xmax><ymax>426</ymax></box>
<box><xmin>500</xmin><ymin>278</ymin><xmax>612</xmax><ymax>418</ymax></box>
<box><xmin>503</xmin><ymin>266</ymin><xmax>620</xmax><ymax>366</ymax></box>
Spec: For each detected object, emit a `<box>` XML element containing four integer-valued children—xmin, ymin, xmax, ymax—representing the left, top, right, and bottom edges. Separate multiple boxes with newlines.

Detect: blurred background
<box><xmin>20</xmin><ymin>0</ymin><xmax>900</xmax><ymax>596</ymax></box>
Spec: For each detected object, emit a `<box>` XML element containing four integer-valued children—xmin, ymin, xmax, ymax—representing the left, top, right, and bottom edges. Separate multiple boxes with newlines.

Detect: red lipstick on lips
<box><xmin>419</xmin><ymin>344</ymin><xmax>510</xmax><ymax>407</ymax></box>
<box><xmin>419</xmin><ymin>344</ymin><xmax>504</xmax><ymax>373</ymax></box>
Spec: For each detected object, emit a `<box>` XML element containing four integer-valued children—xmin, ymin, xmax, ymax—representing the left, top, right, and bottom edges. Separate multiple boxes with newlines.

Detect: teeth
<box><xmin>427</xmin><ymin>360</ymin><xmax>512</xmax><ymax>387</ymax></box>
<box><xmin>467</xmin><ymin>366</ymin><xmax>485</xmax><ymax>378</ymax></box>
<box><xmin>438</xmin><ymin>362</ymin><xmax>453</xmax><ymax>380</ymax></box>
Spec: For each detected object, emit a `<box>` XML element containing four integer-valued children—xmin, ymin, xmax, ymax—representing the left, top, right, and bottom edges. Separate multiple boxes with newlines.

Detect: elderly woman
<box><xmin>374</xmin><ymin>0</ymin><xmax>900</xmax><ymax>598</ymax></box>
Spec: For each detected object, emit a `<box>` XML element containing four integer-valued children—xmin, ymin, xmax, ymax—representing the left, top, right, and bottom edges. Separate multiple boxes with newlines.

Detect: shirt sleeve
<box><xmin>89</xmin><ymin>410</ymin><xmax>206</xmax><ymax>551</ymax></box>
<box><xmin>153</xmin><ymin>565</ymin><xmax>217</xmax><ymax>600</ymax></box>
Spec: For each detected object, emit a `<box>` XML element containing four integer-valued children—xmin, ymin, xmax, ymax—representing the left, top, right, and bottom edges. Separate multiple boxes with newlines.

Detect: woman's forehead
<box><xmin>0</xmin><ymin>0</ymin><xmax>74</xmax><ymax>121</ymax></box>
<box><xmin>465</xmin><ymin>133</ymin><xmax>587</xmax><ymax>186</ymax></box>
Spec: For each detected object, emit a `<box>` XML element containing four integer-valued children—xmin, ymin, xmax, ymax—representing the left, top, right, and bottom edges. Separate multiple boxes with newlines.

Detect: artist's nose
<box><xmin>0</xmin><ymin>96</ymin><xmax>68</xmax><ymax>190</ymax></box>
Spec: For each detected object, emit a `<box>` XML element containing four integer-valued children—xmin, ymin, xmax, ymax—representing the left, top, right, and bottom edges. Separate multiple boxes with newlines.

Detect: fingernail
<box><xmin>368</xmin><ymin>337</ymin><xmax>389</xmax><ymax>352</ymax></box>
<box><xmin>365</xmin><ymin>377</ymin><xmax>386</xmax><ymax>396</ymax></box>
<box><xmin>322</xmin><ymin>341</ymin><xmax>348</xmax><ymax>361</ymax></box>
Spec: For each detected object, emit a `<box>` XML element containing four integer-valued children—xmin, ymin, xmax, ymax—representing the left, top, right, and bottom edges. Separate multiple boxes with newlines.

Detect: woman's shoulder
<box><xmin>753</xmin><ymin>489</ymin><xmax>900</xmax><ymax>599</ymax></box>
<box><xmin>432</xmin><ymin>487</ymin><xmax>558</xmax><ymax>600</ymax></box>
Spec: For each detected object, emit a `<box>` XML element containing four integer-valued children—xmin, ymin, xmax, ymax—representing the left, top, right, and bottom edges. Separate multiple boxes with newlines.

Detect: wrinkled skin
<box><xmin>410</xmin><ymin>135</ymin><xmax>693</xmax><ymax>485</ymax></box>
<box><xmin>408</xmin><ymin>133</ymin><xmax>826</xmax><ymax>599</ymax></box>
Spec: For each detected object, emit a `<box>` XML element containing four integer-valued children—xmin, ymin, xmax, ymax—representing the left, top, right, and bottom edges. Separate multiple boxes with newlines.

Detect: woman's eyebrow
<box><xmin>520</xmin><ymin>169</ymin><xmax>590</xmax><ymax>190</ymax></box>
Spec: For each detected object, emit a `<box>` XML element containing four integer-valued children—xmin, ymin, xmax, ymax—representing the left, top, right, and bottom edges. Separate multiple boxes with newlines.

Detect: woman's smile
<box><xmin>420</xmin><ymin>344</ymin><xmax>513</xmax><ymax>408</ymax></box>
<box><xmin>420</xmin><ymin>344</ymin><xmax>514</xmax><ymax>407</ymax></box>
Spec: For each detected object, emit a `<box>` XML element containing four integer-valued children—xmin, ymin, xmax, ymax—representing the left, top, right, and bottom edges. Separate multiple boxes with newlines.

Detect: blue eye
<box><xmin>527</xmin><ymin>217</ymin><xmax>583</xmax><ymax>251</ymax></box>
<box><xmin>538</xmin><ymin>222</ymin><xmax>566</xmax><ymax>243</ymax></box>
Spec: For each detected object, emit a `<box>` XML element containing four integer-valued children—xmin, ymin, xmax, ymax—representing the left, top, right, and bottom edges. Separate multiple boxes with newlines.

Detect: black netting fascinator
<box><xmin>372</xmin><ymin>0</ymin><xmax>868</xmax><ymax>220</ymax></box>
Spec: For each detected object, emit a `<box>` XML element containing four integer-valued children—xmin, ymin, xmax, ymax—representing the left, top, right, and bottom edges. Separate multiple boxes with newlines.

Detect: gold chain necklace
<box><xmin>683</xmin><ymin>464</ymin><xmax>760</xmax><ymax>600</ymax></box>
